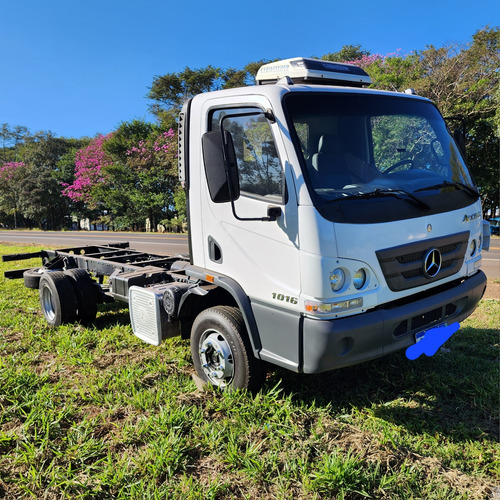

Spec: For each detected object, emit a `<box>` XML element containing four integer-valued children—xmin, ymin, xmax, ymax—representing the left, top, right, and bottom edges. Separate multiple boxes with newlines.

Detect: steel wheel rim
<box><xmin>199</xmin><ymin>329</ymin><xmax>234</xmax><ymax>387</ymax></box>
<box><xmin>41</xmin><ymin>285</ymin><xmax>56</xmax><ymax>322</ymax></box>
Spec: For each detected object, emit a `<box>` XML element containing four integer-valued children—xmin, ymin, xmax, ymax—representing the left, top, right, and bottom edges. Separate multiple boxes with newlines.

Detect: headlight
<box><xmin>330</xmin><ymin>268</ymin><xmax>345</xmax><ymax>291</ymax></box>
<box><xmin>353</xmin><ymin>268</ymin><xmax>366</xmax><ymax>289</ymax></box>
<box><xmin>469</xmin><ymin>239</ymin><xmax>477</xmax><ymax>257</ymax></box>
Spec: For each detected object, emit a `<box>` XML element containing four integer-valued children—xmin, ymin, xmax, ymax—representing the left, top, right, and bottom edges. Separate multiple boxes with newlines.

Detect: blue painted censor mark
<box><xmin>406</xmin><ymin>322</ymin><xmax>460</xmax><ymax>360</ymax></box>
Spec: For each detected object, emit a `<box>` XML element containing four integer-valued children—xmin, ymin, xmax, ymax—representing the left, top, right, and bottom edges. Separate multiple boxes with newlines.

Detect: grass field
<box><xmin>0</xmin><ymin>243</ymin><xmax>498</xmax><ymax>499</ymax></box>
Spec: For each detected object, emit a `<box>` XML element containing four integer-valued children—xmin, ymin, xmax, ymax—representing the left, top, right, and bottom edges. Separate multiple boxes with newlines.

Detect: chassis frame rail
<box><xmin>3</xmin><ymin>243</ymin><xmax>189</xmax><ymax>281</ymax></box>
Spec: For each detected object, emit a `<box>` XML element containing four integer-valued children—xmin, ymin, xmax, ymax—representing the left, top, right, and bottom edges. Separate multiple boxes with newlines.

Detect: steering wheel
<box><xmin>383</xmin><ymin>159</ymin><xmax>414</xmax><ymax>175</ymax></box>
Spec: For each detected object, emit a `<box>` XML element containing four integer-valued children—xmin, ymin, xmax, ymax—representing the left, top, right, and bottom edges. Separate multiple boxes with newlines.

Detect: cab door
<box><xmin>198</xmin><ymin>96</ymin><xmax>302</xmax><ymax>370</ymax></box>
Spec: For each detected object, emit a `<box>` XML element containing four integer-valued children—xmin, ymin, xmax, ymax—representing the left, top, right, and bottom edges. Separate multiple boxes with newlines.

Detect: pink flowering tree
<box><xmin>62</xmin><ymin>134</ymin><xmax>114</xmax><ymax>207</ymax></box>
<box><xmin>0</xmin><ymin>162</ymin><xmax>27</xmax><ymax>228</ymax></box>
<box><xmin>344</xmin><ymin>53</ymin><xmax>384</xmax><ymax>69</ymax></box>
<box><xmin>125</xmin><ymin>129</ymin><xmax>176</xmax><ymax>169</ymax></box>
<box><xmin>80</xmin><ymin>121</ymin><xmax>180</xmax><ymax>231</ymax></box>
<box><xmin>118</xmin><ymin>127</ymin><xmax>178</xmax><ymax>230</ymax></box>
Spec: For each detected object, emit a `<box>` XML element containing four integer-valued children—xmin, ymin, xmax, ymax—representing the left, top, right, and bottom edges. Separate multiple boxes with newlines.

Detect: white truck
<box><xmin>4</xmin><ymin>57</ymin><xmax>489</xmax><ymax>392</ymax></box>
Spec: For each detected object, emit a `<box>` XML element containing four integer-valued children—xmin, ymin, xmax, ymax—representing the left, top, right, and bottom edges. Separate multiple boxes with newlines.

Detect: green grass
<box><xmin>0</xmin><ymin>243</ymin><xmax>498</xmax><ymax>499</ymax></box>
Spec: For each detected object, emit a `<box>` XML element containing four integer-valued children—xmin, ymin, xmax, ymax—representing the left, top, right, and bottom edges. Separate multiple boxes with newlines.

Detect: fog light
<box><xmin>330</xmin><ymin>268</ymin><xmax>345</xmax><ymax>291</ymax></box>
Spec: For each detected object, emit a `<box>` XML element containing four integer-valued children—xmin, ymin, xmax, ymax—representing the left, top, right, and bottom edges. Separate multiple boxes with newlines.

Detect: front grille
<box><xmin>397</xmin><ymin>251</ymin><xmax>422</xmax><ymax>264</ymax></box>
<box><xmin>376</xmin><ymin>231</ymin><xmax>469</xmax><ymax>292</ymax></box>
<box><xmin>402</xmin><ymin>268</ymin><xmax>421</xmax><ymax>279</ymax></box>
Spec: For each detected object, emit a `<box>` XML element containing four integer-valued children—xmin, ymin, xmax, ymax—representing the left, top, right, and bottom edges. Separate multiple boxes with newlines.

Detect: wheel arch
<box><xmin>178</xmin><ymin>267</ymin><xmax>262</xmax><ymax>357</ymax></box>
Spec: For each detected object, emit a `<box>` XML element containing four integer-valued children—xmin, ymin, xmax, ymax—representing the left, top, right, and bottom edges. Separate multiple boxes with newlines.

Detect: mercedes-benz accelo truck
<box><xmin>4</xmin><ymin>58</ymin><xmax>488</xmax><ymax>391</ymax></box>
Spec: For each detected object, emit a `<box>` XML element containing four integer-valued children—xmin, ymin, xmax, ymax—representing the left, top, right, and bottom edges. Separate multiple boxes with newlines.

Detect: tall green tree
<box><xmin>148</xmin><ymin>62</ymin><xmax>268</xmax><ymax>128</ymax></box>
<box><xmin>148</xmin><ymin>66</ymin><xmax>223</xmax><ymax>128</ymax></box>
<box><xmin>0</xmin><ymin>162</ymin><xmax>28</xmax><ymax>228</ymax></box>
<box><xmin>367</xmin><ymin>53</ymin><xmax>422</xmax><ymax>90</ymax></box>
<box><xmin>321</xmin><ymin>44</ymin><xmax>370</xmax><ymax>62</ymax></box>
<box><xmin>413</xmin><ymin>26</ymin><xmax>500</xmax><ymax>215</ymax></box>
<box><xmin>20</xmin><ymin>132</ymin><xmax>87</xmax><ymax>229</ymax></box>
<box><xmin>0</xmin><ymin>124</ymin><xmax>29</xmax><ymax>163</ymax></box>
<box><xmin>413</xmin><ymin>27</ymin><xmax>499</xmax><ymax>118</ymax></box>
<box><xmin>221</xmin><ymin>60</ymin><xmax>270</xmax><ymax>89</ymax></box>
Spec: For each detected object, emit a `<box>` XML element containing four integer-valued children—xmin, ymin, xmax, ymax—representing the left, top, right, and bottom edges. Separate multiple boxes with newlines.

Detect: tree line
<box><xmin>0</xmin><ymin>26</ymin><xmax>498</xmax><ymax>231</ymax></box>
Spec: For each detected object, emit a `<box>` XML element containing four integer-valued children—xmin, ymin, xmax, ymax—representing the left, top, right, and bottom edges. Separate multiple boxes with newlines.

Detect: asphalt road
<box><xmin>0</xmin><ymin>230</ymin><xmax>189</xmax><ymax>257</ymax></box>
<box><xmin>0</xmin><ymin>230</ymin><xmax>499</xmax><ymax>280</ymax></box>
<box><xmin>483</xmin><ymin>241</ymin><xmax>500</xmax><ymax>280</ymax></box>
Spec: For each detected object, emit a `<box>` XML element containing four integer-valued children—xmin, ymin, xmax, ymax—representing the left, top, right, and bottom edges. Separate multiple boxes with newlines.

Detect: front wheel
<box><xmin>190</xmin><ymin>306</ymin><xmax>266</xmax><ymax>392</ymax></box>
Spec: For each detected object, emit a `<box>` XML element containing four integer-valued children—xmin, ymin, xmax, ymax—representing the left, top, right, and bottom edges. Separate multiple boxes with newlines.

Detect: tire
<box><xmin>64</xmin><ymin>269</ymin><xmax>98</xmax><ymax>324</ymax></box>
<box><xmin>38</xmin><ymin>272</ymin><xmax>78</xmax><ymax>326</ymax></box>
<box><xmin>190</xmin><ymin>306</ymin><xmax>266</xmax><ymax>392</ymax></box>
<box><xmin>23</xmin><ymin>267</ymin><xmax>43</xmax><ymax>289</ymax></box>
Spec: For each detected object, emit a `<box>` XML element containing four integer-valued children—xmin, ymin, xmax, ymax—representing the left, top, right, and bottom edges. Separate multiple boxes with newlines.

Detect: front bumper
<box><xmin>302</xmin><ymin>271</ymin><xmax>487</xmax><ymax>373</ymax></box>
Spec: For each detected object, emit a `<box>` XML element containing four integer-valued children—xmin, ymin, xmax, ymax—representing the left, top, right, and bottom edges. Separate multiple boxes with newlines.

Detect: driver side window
<box><xmin>210</xmin><ymin>108</ymin><xmax>284</xmax><ymax>202</ymax></box>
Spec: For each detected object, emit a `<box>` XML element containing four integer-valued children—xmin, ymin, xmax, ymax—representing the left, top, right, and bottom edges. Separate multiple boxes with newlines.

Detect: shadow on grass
<box><xmin>91</xmin><ymin>301</ymin><xmax>131</xmax><ymax>329</ymax></box>
<box><xmin>268</xmin><ymin>325</ymin><xmax>499</xmax><ymax>443</ymax></box>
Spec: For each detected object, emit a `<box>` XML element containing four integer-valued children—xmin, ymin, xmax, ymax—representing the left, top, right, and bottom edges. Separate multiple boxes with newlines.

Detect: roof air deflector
<box><xmin>255</xmin><ymin>57</ymin><xmax>371</xmax><ymax>87</ymax></box>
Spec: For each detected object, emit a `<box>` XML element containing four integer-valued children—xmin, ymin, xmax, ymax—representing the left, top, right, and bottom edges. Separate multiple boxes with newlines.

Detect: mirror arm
<box><xmin>221</xmin><ymin>134</ymin><xmax>276</xmax><ymax>222</ymax></box>
<box><xmin>229</xmin><ymin>199</ymin><xmax>279</xmax><ymax>222</ymax></box>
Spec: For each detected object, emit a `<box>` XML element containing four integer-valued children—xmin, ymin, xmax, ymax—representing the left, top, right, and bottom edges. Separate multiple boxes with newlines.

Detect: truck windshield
<box><xmin>285</xmin><ymin>92</ymin><xmax>477</xmax><ymax>222</ymax></box>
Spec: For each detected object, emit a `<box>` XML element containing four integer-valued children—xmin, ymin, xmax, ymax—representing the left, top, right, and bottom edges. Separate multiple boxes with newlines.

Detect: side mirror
<box><xmin>453</xmin><ymin>128</ymin><xmax>466</xmax><ymax>157</ymax></box>
<box><xmin>202</xmin><ymin>130</ymin><xmax>240</xmax><ymax>203</ymax></box>
<box><xmin>482</xmin><ymin>220</ymin><xmax>491</xmax><ymax>251</ymax></box>
<box><xmin>445</xmin><ymin>115</ymin><xmax>466</xmax><ymax>158</ymax></box>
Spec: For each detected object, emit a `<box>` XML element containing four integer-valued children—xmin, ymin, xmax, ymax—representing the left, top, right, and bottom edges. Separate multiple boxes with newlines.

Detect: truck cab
<box><xmin>178</xmin><ymin>57</ymin><xmax>486</xmax><ymax>385</ymax></box>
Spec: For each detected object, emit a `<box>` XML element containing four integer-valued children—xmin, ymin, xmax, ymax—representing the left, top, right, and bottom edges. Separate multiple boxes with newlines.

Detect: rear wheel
<box><xmin>190</xmin><ymin>306</ymin><xmax>266</xmax><ymax>392</ymax></box>
<box><xmin>38</xmin><ymin>272</ymin><xmax>78</xmax><ymax>326</ymax></box>
<box><xmin>64</xmin><ymin>269</ymin><xmax>98</xmax><ymax>324</ymax></box>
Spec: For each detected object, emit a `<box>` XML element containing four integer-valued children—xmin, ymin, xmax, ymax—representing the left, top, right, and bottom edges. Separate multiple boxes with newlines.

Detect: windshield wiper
<box><xmin>326</xmin><ymin>188</ymin><xmax>431</xmax><ymax>211</ymax></box>
<box><xmin>415</xmin><ymin>180</ymin><xmax>479</xmax><ymax>198</ymax></box>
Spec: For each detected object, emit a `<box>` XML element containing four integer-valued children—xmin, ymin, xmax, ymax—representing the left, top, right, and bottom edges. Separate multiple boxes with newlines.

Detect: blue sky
<box><xmin>1</xmin><ymin>0</ymin><xmax>498</xmax><ymax>139</ymax></box>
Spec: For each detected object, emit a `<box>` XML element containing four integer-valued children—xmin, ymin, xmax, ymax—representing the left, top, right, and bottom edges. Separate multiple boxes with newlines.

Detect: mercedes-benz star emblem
<box><xmin>423</xmin><ymin>248</ymin><xmax>442</xmax><ymax>278</ymax></box>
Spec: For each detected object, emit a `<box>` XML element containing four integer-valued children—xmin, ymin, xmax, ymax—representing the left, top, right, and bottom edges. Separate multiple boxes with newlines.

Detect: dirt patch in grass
<box><xmin>484</xmin><ymin>281</ymin><xmax>500</xmax><ymax>300</ymax></box>
<box><xmin>0</xmin><ymin>329</ymin><xmax>24</xmax><ymax>343</ymax></box>
<box><xmin>92</xmin><ymin>350</ymin><xmax>146</xmax><ymax>369</ymax></box>
<box><xmin>188</xmin><ymin>454</ymin><xmax>304</xmax><ymax>499</ymax></box>
<box><xmin>321</xmin><ymin>419</ymin><xmax>496</xmax><ymax>499</ymax></box>
<box><xmin>0</xmin><ymin>477</ymin><xmax>23</xmax><ymax>500</ymax></box>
